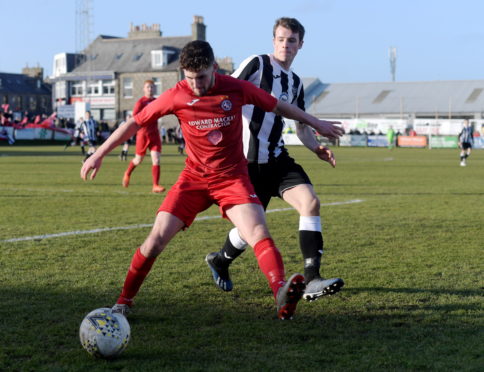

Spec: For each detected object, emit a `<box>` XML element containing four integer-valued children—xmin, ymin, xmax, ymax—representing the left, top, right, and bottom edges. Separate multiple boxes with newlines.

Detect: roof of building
<box><xmin>302</xmin><ymin>77</ymin><xmax>328</xmax><ymax>107</ymax></box>
<box><xmin>307</xmin><ymin>80</ymin><xmax>484</xmax><ymax>117</ymax></box>
<box><xmin>71</xmin><ymin>34</ymin><xmax>192</xmax><ymax>74</ymax></box>
<box><xmin>0</xmin><ymin>72</ymin><xmax>51</xmax><ymax>95</ymax></box>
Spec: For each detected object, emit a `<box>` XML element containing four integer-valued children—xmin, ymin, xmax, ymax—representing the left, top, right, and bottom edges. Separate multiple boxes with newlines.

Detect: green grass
<box><xmin>0</xmin><ymin>144</ymin><xmax>482</xmax><ymax>371</ymax></box>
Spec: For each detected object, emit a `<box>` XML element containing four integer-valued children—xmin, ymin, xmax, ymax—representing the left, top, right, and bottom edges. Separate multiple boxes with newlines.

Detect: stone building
<box><xmin>51</xmin><ymin>16</ymin><xmax>233</xmax><ymax>128</ymax></box>
<box><xmin>0</xmin><ymin>66</ymin><xmax>52</xmax><ymax>117</ymax></box>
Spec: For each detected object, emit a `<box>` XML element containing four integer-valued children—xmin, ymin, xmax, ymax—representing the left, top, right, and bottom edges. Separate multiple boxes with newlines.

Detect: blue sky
<box><xmin>2</xmin><ymin>0</ymin><xmax>484</xmax><ymax>83</ymax></box>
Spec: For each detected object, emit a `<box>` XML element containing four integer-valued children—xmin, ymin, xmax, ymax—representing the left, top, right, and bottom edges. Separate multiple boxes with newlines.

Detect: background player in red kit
<box><xmin>81</xmin><ymin>40</ymin><xmax>344</xmax><ymax>320</ymax></box>
<box><xmin>122</xmin><ymin>80</ymin><xmax>165</xmax><ymax>193</ymax></box>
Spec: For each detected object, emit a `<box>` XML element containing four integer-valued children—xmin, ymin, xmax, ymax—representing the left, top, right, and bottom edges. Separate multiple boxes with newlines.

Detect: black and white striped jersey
<box><xmin>80</xmin><ymin>118</ymin><xmax>98</xmax><ymax>142</ymax></box>
<box><xmin>458</xmin><ymin>125</ymin><xmax>474</xmax><ymax>144</ymax></box>
<box><xmin>232</xmin><ymin>54</ymin><xmax>305</xmax><ymax>164</ymax></box>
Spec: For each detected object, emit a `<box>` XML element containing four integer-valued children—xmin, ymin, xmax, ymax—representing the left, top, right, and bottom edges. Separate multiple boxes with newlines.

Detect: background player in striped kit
<box><xmin>206</xmin><ymin>17</ymin><xmax>345</xmax><ymax>301</ymax></box>
<box><xmin>458</xmin><ymin>119</ymin><xmax>474</xmax><ymax>166</ymax></box>
<box><xmin>81</xmin><ymin>111</ymin><xmax>98</xmax><ymax>163</ymax></box>
<box><xmin>122</xmin><ymin>80</ymin><xmax>165</xmax><ymax>193</ymax></box>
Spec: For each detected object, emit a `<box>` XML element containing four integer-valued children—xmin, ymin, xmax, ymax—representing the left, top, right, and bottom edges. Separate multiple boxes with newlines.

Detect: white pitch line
<box><xmin>1</xmin><ymin>199</ymin><xmax>364</xmax><ymax>243</ymax></box>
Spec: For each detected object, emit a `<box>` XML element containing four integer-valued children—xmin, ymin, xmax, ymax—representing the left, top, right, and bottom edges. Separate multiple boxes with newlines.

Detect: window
<box><xmin>102</xmin><ymin>80</ymin><xmax>115</xmax><ymax>95</ymax></box>
<box><xmin>103</xmin><ymin>109</ymin><xmax>115</xmax><ymax>120</ymax></box>
<box><xmin>55</xmin><ymin>81</ymin><xmax>66</xmax><ymax>99</ymax></box>
<box><xmin>151</xmin><ymin>49</ymin><xmax>176</xmax><ymax>69</ymax></box>
<box><xmin>151</xmin><ymin>50</ymin><xmax>163</xmax><ymax>68</ymax></box>
<box><xmin>87</xmin><ymin>80</ymin><xmax>101</xmax><ymax>95</ymax></box>
<box><xmin>163</xmin><ymin>49</ymin><xmax>175</xmax><ymax>66</ymax></box>
<box><xmin>123</xmin><ymin>78</ymin><xmax>133</xmax><ymax>98</ymax></box>
<box><xmin>71</xmin><ymin>82</ymin><xmax>83</xmax><ymax>96</ymax></box>
<box><xmin>40</xmin><ymin>97</ymin><xmax>48</xmax><ymax>110</ymax></box>
<box><xmin>29</xmin><ymin>96</ymin><xmax>37</xmax><ymax>110</ymax></box>
<box><xmin>12</xmin><ymin>96</ymin><xmax>22</xmax><ymax>109</ymax></box>
<box><xmin>133</xmin><ymin>53</ymin><xmax>143</xmax><ymax>62</ymax></box>
<box><xmin>152</xmin><ymin>77</ymin><xmax>162</xmax><ymax>96</ymax></box>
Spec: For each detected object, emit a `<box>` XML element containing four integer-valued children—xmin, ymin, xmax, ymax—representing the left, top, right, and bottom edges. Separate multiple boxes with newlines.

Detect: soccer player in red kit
<box><xmin>122</xmin><ymin>80</ymin><xmax>165</xmax><ymax>193</ymax></box>
<box><xmin>81</xmin><ymin>40</ymin><xmax>344</xmax><ymax>320</ymax></box>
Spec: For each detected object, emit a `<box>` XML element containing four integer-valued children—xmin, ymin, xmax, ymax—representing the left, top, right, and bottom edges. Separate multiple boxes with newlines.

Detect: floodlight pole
<box><xmin>389</xmin><ymin>47</ymin><xmax>397</xmax><ymax>82</ymax></box>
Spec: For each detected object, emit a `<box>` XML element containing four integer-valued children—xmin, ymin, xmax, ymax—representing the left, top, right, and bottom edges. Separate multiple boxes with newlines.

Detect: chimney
<box><xmin>191</xmin><ymin>15</ymin><xmax>206</xmax><ymax>41</ymax></box>
<box><xmin>128</xmin><ymin>23</ymin><xmax>162</xmax><ymax>39</ymax></box>
<box><xmin>22</xmin><ymin>66</ymin><xmax>44</xmax><ymax>79</ymax></box>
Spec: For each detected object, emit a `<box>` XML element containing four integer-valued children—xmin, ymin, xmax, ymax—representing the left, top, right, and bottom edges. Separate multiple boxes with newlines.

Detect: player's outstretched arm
<box><xmin>80</xmin><ymin>119</ymin><xmax>139</xmax><ymax>181</ymax></box>
<box><xmin>274</xmin><ymin>100</ymin><xmax>344</xmax><ymax>140</ymax></box>
<box><xmin>296</xmin><ymin>122</ymin><xmax>336</xmax><ymax>168</ymax></box>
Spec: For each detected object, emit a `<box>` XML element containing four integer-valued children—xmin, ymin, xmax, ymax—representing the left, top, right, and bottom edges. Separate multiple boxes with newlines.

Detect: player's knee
<box><xmin>301</xmin><ymin>195</ymin><xmax>320</xmax><ymax>216</ymax></box>
<box><xmin>245</xmin><ymin>223</ymin><xmax>270</xmax><ymax>246</ymax></box>
<box><xmin>141</xmin><ymin>234</ymin><xmax>168</xmax><ymax>257</ymax></box>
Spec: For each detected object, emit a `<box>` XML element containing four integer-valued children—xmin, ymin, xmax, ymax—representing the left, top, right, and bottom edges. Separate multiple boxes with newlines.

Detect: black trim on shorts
<box><xmin>248</xmin><ymin>151</ymin><xmax>311</xmax><ymax>209</ymax></box>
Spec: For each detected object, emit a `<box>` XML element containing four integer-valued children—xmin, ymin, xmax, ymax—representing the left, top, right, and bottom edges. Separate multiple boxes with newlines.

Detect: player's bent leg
<box><xmin>140</xmin><ymin>212</ymin><xmax>185</xmax><ymax>257</ymax></box>
<box><xmin>123</xmin><ymin>155</ymin><xmax>144</xmax><ymax>187</ymax></box>
<box><xmin>113</xmin><ymin>212</ymin><xmax>184</xmax><ymax>315</ymax></box>
<box><xmin>225</xmin><ymin>203</ymin><xmax>269</xmax><ymax>247</ymax></box>
<box><xmin>283</xmin><ymin>184</ymin><xmax>345</xmax><ymax>302</ymax></box>
<box><xmin>150</xmin><ymin>151</ymin><xmax>165</xmax><ymax>193</ymax></box>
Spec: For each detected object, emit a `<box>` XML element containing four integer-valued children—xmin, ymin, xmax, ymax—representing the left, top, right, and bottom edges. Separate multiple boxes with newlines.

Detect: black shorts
<box><xmin>248</xmin><ymin>151</ymin><xmax>311</xmax><ymax>209</ymax></box>
<box><xmin>461</xmin><ymin>142</ymin><xmax>472</xmax><ymax>150</ymax></box>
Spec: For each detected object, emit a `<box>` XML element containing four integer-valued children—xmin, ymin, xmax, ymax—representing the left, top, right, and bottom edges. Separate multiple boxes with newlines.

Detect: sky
<box><xmin>2</xmin><ymin>0</ymin><xmax>484</xmax><ymax>83</ymax></box>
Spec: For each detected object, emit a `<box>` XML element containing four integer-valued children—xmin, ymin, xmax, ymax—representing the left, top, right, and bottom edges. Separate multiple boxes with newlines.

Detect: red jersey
<box><xmin>133</xmin><ymin>96</ymin><xmax>159</xmax><ymax>138</ymax></box>
<box><xmin>134</xmin><ymin>73</ymin><xmax>277</xmax><ymax>173</ymax></box>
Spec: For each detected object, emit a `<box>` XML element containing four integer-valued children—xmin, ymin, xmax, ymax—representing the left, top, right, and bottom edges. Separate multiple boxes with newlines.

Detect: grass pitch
<box><xmin>0</xmin><ymin>144</ymin><xmax>482</xmax><ymax>371</ymax></box>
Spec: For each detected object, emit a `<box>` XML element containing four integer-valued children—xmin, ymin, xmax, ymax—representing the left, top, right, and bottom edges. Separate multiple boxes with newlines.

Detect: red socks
<box><xmin>152</xmin><ymin>165</ymin><xmax>160</xmax><ymax>186</ymax></box>
<box><xmin>253</xmin><ymin>238</ymin><xmax>285</xmax><ymax>298</ymax></box>
<box><xmin>126</xmin><ymin>161</ymin><xmax>136</xmax><ymax>176</ymax></box>
<box><xmin>117</xmin><ymin>247</ymin><xmax>156</xmax><ymax>305</ymax></box>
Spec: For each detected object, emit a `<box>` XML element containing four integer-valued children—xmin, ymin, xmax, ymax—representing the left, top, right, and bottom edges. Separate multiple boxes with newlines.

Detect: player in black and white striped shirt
<box><xmin>206</xmin><ymin>17</ymin><xmax>345</xmax><ymax>302</ymax></box>
<box><xmin>81</xmin><ymin>111</ymin><xmax>99</xmax><ymax>163</ymax></box>
<box><xmin>458</xmin><ymin>119</ymin><xmax>474</xmax><ymax>166</ymax></box>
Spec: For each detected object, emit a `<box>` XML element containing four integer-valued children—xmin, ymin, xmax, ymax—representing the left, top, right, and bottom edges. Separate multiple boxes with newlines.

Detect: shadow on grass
<box><xmin>1</xmin><ymin>285</ymin><xmax>482</xmax><ymax>371</ymax></box>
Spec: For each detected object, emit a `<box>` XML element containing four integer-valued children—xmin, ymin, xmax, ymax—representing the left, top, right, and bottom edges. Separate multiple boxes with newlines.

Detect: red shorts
<box><xmin>158</xmin><ymin>166</ymin><xmax>261</xmax><ymax>227</ymax></box>
<box><xmin>135</xmin><ymin>131</ymin><xmax>162</xmax><ymax>156</ymax></box>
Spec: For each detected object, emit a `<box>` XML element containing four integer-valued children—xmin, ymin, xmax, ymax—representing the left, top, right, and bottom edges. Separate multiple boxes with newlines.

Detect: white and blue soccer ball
<box><xmin>79</xmin><ymin>307</ymin><xmax>130</xmax><ymax>359</ymax></box>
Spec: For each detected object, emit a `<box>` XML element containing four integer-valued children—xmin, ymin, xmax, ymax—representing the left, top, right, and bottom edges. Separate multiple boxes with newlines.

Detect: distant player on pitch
<box><xmin>458</xmin><ymin>119</ymin><xmax>474</xmax><ymax>167</ymax></box>
<box><xmin>122</xmin><ymin>80</ymin><xmax>165</xmax><ymax>193</ymax></box>
<box><xmin>206</xmin><ymin>17</ymin><xmax>345</xmax><ymax>301</ymax></box>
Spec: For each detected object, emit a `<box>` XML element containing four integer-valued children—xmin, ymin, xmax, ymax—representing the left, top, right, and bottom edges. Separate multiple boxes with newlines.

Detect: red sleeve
<box><xmin>133</xmin><ymin>90</ymin><xmax>175</xmax><ymax>127</ymax></box>
<box><xmin>240</xmin><ymin>80</ymin><xmax>278</xmax><ymax>112</ymax></box>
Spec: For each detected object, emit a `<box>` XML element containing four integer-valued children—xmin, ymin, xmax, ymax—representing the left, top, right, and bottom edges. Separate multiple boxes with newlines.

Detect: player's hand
<box><xmin>311</xmin><ymin>120</ymin><xmax>345</xmax><ymax>139</ymax></box>
<box><xmin>315</xmin><ymin>145</ymin><xmax>336</xmax><ymax>168</ymax></box>
<box><xmin>80</xmin><ymin>155</ymin><xmax>103</xmax><ymax>181</ymax></box>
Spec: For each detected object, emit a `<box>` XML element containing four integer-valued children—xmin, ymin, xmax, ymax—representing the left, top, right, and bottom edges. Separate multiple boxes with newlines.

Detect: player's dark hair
<box><xmin>273</xmin><ymin>17</ymin><xmax>305</xmax><ymax>41</ymax></box>
<box><xmin>180</xmin><ymin>40</ymin><xmax>215</xmax><ymax>71</ymax></box>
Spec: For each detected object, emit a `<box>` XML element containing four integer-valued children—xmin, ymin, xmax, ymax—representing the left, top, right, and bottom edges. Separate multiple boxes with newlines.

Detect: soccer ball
<box><xmin>79</xmin><ymin>307</ymin><xmax>130</xmax><ymax>359</ymax></box>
